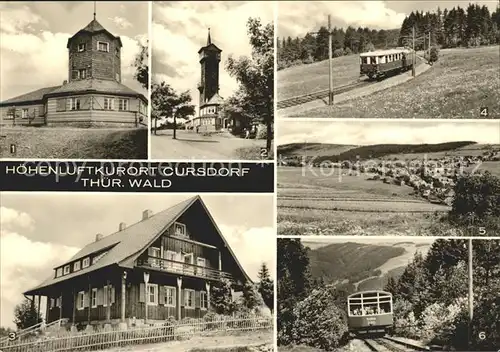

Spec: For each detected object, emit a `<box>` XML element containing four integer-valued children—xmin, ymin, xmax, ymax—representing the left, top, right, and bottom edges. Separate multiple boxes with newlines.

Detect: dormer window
<box><xmin>63</xmin><ymin>265</ymin><xmax>70</xmax><ymax>275</ymax></box>
<box><xmin>74</xmin><ymin>261</ymin><xmax>81</xmax><ymax>271</ymax></box>
<box><xmin>174</xmin><ymin>222</ymin><xmax>186</xmax><ymax>237</ymax></box>
<box><xmin>82</xmin><ymin>257</ymin><xmax>90</xmax><ymax>268</ymax></box>
<box><xmin>98</xmin><ymin>41</ymin><xmax>109</xmax><ymax>52</ymax></box>
<box><xmin>56</xmin><ymin>268</ymin><xmax>63</xmax><ymax>277</ymax></box>
<box><xmin>78</xmin><ymin>43</ymin><xmax>85</xmax><ymax>52</ymax></box>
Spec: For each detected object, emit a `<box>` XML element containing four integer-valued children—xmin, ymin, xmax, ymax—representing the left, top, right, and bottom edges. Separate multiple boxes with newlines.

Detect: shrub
<box><xmin>256</xmin><ymin>124</ymin><xmax>268</xmax><ymax>140</ymax></box>
<box><xmin>429</xmin><ymin>47</ymin><xmax>439</xmax><ymax>63</ymax></box>
<box><xmin>343</xmin><ymin>47</ymin><xmax>352</xmax><ymax>56</ymax></box>
<box><xmin>419</xmin><ymin>298</ymin><xmax>467</xmax><ymax>344</ymax></box>
<box><xmin>290</xmin><ymin>287</ymin><xmax>348</xmax><ymax>350</ymax></box>
<box><xmin>333</xmin><ymin>48</ymin><xmax>344</xmax><ymax>58</ymax></box>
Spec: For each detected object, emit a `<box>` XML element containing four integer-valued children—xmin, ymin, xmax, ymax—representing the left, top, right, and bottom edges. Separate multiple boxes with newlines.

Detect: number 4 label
<box><xmin>480</xmin><ymin>107</ymin><xmax>489</xmax><ymax>117</ymax></box>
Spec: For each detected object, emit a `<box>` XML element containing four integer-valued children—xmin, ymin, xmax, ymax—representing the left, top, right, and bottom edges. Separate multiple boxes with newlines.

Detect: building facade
<box><xmin>0</xmin><ymin>16</ymin><xmax>147</xmax><ymax>128</ymax></box>
<box><xmin>24</xmin><ymin>196</ymin><xmax>250</xmax><ymax>328</ymax></box>
<box><xmin>189</xmin><ymin>29</ymin><xmax>229</xmax><ymax>132</ymax></box>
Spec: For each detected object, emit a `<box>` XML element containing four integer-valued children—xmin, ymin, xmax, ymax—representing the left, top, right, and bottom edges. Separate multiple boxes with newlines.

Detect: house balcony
<box><xmin>137</xmin><ymin>256</ymin><xmax>233</xmax><ymax>282</ymax></box>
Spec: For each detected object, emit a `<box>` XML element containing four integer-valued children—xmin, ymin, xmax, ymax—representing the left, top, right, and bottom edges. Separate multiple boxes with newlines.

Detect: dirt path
<box><xmin>95</xmin><ymin>331</ymin><xmax>272</xmax><ymax>352</ymax></box>
<box><xmin>151</xmin><ymin>130</ymin><xmax>265</xmax><ymax>160</ymax></box>
<box><xmin>280</xmin><ymin>62</ymin><xmax>432</xmax><ymax>118</ymax></box>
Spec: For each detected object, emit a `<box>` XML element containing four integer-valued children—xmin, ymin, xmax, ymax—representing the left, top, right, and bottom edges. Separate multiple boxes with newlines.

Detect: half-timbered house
<box><xmin>24</xmin><ymin>196</ymin><xmax>251</xmax><ymax>328</ymax></box>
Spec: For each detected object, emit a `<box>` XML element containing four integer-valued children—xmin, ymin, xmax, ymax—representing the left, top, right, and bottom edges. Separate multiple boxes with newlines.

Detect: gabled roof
<box><xmin>24</xmin><ymin>196</ymin><xmax>252</xmax><ymax>295</ymax></box>
<box><xmin>45</xmin><ymin>79</ymin><xmax>147</xmax><ymax>103</ymax></box>
<box><xmin>0</xmin><ymin>86</ymin><xmax>61</xmax><ymax>107</ymax></box>
<box><xmin>67</xmin><ymin>19</ymin><xmax>122</xmax><ymax>48</ymax></box>
<box><xmin>206</xmin><ymin>93</ymin><xmax>224</xmax><ymax>105</ymax></box>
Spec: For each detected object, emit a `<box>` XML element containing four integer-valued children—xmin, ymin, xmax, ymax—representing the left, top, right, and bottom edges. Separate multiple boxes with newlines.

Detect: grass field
<box><xmin>0</xmin><ymin>127</ymin><xmax>148</xmax><ymax>159</ymax></box>
<box><xmin>297</xmin><ymin>46</ymin><xmax>500</xmax><ymax>118</ymax></box>
<box><xmin>277</xmin><ymin>52</ymin><xmax>425</xmax><ymax>101</ymax></box>
<box><xmin>278</xmin><ymin>167</ymin><xmax>451</xmax><ymax>236</ymax></box>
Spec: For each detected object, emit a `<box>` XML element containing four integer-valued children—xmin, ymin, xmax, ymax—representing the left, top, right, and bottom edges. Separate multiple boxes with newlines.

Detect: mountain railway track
<box><xmin>277</xmin><ymin>80</ymin><xmax>375</xmax><ymax>109</ymax></box>
<box><xmin>362</xmin><ymin>337</ymin><xmax>430</xmax><ymax>352</ymax></box>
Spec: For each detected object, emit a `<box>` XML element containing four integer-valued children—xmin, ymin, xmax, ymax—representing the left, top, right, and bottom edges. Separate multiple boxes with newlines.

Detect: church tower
<box><xmin>67</xmin><ymin>12</ymin><xmax>123</xmax><ymax>83</ymax></box>
<box><xmin>197</xmin><ymin>28</ymin><xmax>222</xmax><ymax>106</ymax></box>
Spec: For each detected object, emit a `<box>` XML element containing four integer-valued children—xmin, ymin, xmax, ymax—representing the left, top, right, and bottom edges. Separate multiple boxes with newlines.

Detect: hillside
<box><xmin>277</xmin><ymin>143</ymin><xmax>358</xmax><ymax>157</ymax></box>
<box><xmin>278</xmin><ymin>141</ymin><xmax>478</xmax><ymax>162</ymax></box>
<box><xmin>303</xmin><ymin>241</ymin><xmax>434</xmax><ymax>293</ymax></box>
<box><xmin>304</xmin><ymin>242</ymin><xmax>405</xmax><ymax>285</ymax></box>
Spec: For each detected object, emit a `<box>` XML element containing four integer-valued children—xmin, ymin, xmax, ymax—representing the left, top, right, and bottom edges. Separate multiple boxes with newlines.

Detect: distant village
<box><xmin>279</xmin><ymin>150</ymin><xmax>500</xmax><ymax>206</ymax></box>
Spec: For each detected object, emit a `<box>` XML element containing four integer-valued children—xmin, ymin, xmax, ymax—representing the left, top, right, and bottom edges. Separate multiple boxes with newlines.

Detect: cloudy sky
<box><xmin>277</xmin><ymin>120</ymin><xmax>500</xmax><ymax>146</ymax></box>
<box><xmin>278</xmin><ymin>1</ymin><xmax>499</xmax><ymax>37</ymax></box>
<box><xmin>0</xmin><ymin>1</ymin><xmax>148</xmax><ymax>101</ymax></box>
<box><xmin>152</xmin><ymin>1</ymin><xmax>274</xmax><ymax>114</ymax></box>
<box><xmin>0</xmin><ymin>193</ymin><xmax>275</xmax><ymax>328</ymax></box>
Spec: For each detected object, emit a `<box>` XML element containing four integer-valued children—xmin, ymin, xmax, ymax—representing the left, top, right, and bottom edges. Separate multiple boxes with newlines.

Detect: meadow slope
<box><xmin>295</xmin><ymin>46</ymin><xmax>500</xmax><ymax>119</ymax></box>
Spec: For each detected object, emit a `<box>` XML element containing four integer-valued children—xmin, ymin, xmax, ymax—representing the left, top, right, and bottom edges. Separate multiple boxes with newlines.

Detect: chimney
<box><xmin>63</xmin><ymin>80</ymin><xmax>67</xmax><ymax>85</ymax></box>
<box><xmin>119</xmin><ymin>222</ymin><xmax>127</xmax><ymax>231</ymax></box>
<box><xmin>95</xmin><ymin>233</ymin><xmax>103</xmax><ymax>242</ymax></box>
<box><xmin>142</xmin><ymin>209</ymin><xmax>153</xmax><ymax>220</ymax></box>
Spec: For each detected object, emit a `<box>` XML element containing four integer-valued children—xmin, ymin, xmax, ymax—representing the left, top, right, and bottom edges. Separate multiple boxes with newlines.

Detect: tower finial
<box><xmin>93</xmin><ymin>1</ymin><xmax>96</xmax><ymax>20</ymax></box>
<box><xmin>207</xmin><ymin>27</ymin><xmax>211</xmax><ymax>46</ymax></box>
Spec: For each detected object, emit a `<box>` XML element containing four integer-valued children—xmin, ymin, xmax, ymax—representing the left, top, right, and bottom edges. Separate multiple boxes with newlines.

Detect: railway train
<box><xmin>347</xmin><ymin>290</ymin><xmax>394</xmax><ymax>337</ymax></box>
<box><xmin>359</xmin><ymin>48</ymin><xmax>414</xmax><ymax>80</ymax></box>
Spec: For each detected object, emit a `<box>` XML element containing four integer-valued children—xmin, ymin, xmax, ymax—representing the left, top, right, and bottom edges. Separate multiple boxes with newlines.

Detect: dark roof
<box><xmin>83</xmin><ymin>19</ymin><xmax>106</xmax><ymax>32</ymax></box>
<box><xmin>24</xmin><ymin>196</ymin><xmax>251</xmax><ymax>295</ymax></box>
<box><xmin>67</xmin><ymin>19</ymin><xmax>122</xmax><ymax>48</ymax></box>
<box><xmin>45</xmin><ymin>79</ymin><xmax>147</xmax><ymax>102</ymax></box>
<box><xmin>0</xmin><ymin>86</ymin><xmax>61</xmax><ymax>106</ymax></box>
<box><xmin>198</xmin><ymin>43</ymin><xmax>222</xmax><ymax>54</ymax></box>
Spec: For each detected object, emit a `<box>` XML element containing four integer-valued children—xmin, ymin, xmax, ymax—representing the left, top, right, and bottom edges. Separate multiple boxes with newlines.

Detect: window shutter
<box><xmin>57</xmin><ymin>99</ymin><xmax>66</xmax><ymax>112</ymax></box>
<box><xmin>139</xmin><ymin>283</ymin><xmax>145</xmax><ymax>303</ymax></box>
<box><xmin>160</xmin><ymin>286</ymin><xmax>166</xmax><ymax>305</ymax></box>
<box><xmin>76</xmin><ymin>294</ymin><xmax>81</xmax><ymax>309</ymax></box>
<box><xmin>66</xmin><ymin>98</ymin><xmax>72</xmax><ymax>111</ymax></box>
<box><xmin>81</xmin><ymin>96</ymin><xmax>90</xmax><ymax>110</ymax></box>
<box><xmin>111</xmin><ymin>286</ymin><xmax>116</xmax><ymax>304</ymax></box>
<box><xmin>84</xmin><ymin>292</ymin><xmax>89</xmax><ymax>308</ymax></box>
<box><xmin>195</xmin><ymin>291</ymin><xmax>200</xmax><ymax>308</ymax></box>
<box><xmin>97</xmin><ymin>288</ymin><xmax>103</xmax><ymax>305</ymax></box>
<box><xmin>172</xmin><ymin>288</ymin><xmax>177</xmax><ymax>306</ymax></box>
<box><xmin>182</xmin><ymin>289</ymin><xmax>186</xmax><ymax>307</ymax></box>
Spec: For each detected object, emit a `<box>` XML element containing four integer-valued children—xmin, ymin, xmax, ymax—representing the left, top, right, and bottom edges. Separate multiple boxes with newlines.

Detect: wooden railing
<box><xmin>137</xmin><ymin>256</ymin><xmax>232</xmax><ymax>281</ymax></box>
<box><xmin>0</xmin><ymin>315</ymin><xmax>272</xmax><ymax>352</ymax></box>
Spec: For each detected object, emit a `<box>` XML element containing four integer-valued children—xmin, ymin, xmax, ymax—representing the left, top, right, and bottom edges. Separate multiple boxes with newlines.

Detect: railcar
<box><xmin>359</xmin><ymin>48</ymin><xmax>414</xmax><ymax>80</ymax></box>
<box><xmin>347</xmin><ymin>290</ymin><xmax>393</xmax><ymax>337</ymax></box>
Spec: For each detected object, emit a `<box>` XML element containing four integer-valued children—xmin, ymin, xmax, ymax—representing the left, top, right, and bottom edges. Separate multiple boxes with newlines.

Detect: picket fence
<box><xmin>0</xmin><ymin>315</ymin><xmax>272</xmax><ymax>352</ymax></box>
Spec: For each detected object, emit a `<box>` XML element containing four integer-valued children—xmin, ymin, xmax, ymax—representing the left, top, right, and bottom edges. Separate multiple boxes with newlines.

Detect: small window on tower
<box><xmin>98</xmin><ymin>41</ymin><xmax>109</xmax><ymax>52</ymax></box>
<box><xmin>115</xmin><ymin>48</ymin><xmax>119</xmax><ymax>57</ymax></box>
<box><xmin>116</xmin><ymin>73</ymin><xmax>120</xmax><ymax>81</ymax></box>
<box><xmin>78</xmin><ymin>69</ymin><xmax>86</xmax><ymax>79</ymax></box>
<box><xmin>78</xmin><ymin>43</ymin><xmax>85</xmax><ymax>52</ymax></box>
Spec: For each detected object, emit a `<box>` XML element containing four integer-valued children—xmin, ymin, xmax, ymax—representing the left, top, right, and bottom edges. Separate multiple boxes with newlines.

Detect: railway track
<box><xmin>277</xmin><ymin>80</ymin><xmax>374</xmax><ymax>109</ymax></box>
<box><xmin>363</xmin><ymin>337</ymin><xmax>430</xmax><ymax>352</ymax></box>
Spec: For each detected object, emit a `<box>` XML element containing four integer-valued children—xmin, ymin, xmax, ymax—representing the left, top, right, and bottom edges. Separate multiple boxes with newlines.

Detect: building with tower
<box><xmin>188</xmin><ymin>29</ymin><xmax>227</xmax><ymax>133</ymax></box>
<box><xmin>0</xmin><ymin>13</ymin><xmax>147</xmax><ymax>128</ymax></box>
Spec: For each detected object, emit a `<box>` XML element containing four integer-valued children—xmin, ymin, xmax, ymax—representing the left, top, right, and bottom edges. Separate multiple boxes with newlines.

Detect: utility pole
<box><xmin>412</xmin><ymin>26</ymin><xmax>416</xmax><ymax>77</ymax></box>
<box><xmin>468</xmin><ymin>238</ymin><xmax>473</xmax><ymax>349</ymax></box>
<box><xmin>328</xmin><ymin>14</ymin><xmax>334</xmax><ymax>105</ymax></box>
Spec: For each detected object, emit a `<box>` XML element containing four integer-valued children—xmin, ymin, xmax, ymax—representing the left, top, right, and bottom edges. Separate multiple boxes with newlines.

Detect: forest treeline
<box><xmin>278</xmin><ymin>3</ymin><xmax>500</xmax><ymax>70</ymax></box>
<box><xmin>277</xmin><ymin>238</ymin><xmax>500</xmax><ymax>351</ymax></box>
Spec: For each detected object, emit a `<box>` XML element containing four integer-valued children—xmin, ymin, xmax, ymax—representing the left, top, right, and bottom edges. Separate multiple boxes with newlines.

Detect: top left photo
<box><xmin>0</xmin><ymin>1</ymin><xmax>149</xmax><ymax>160</ymax></box>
